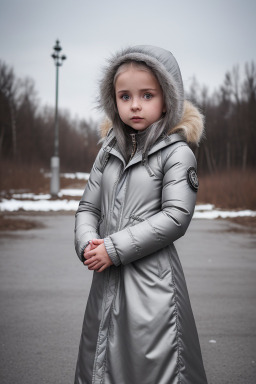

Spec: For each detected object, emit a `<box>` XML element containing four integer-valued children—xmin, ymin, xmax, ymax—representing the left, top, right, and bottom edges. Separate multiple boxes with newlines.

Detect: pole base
<box><xmin>50</xmin><ymin>156</ymin><xmax>60</xmax><ymax>197</ymax></box>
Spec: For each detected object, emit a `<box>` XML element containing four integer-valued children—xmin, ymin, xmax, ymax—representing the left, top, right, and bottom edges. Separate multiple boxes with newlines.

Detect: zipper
<box><xmin>142</xmin><ymin>153</ymin><xmax>155</xmax><ymax>177</ymax></box>
<box><xmin>129</xmin><ymin>133</ymin><xmax>137</xmax><ymax>161</ymax></box>
<box><xmin>117</xmin><ymin>131</ymin><xmax>137</xmax><ymax>230</ymax></box>
<box><xmin>105</xmin><ymin>164</ymin><xmax>123</xmax><ymax>236</ymax></box>
<box><xmin>116</xmin><ymin>168</ymin><xmax>131</xmax><ymax>231</ymax></box>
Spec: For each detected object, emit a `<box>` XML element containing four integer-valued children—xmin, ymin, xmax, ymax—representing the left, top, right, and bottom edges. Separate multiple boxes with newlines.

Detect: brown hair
<box><xmin>113</xmin><ymin>61</ymin><xmax>156</xmax><ymax>86</ymax></box>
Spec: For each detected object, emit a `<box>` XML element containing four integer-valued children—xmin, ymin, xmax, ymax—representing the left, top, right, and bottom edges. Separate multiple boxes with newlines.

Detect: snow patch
<box><xmin>195</xmin><ymin>204</ymin><xmax>215</xmax><ymax>211</ymax></box>
<box><xmin>59</xmin><ymin>189</ymin><xmax>84</xmax><ymax>197</ymax></box>
<box><xmin>12</xmin><ymin>189</ymin><xmax>84</xmax><ymax>199</ymax></box>
<box><xmin>13</xmin><ymin>193</ymin><xmax>51</xmax><ymax>200</ymax></box>
<box><xmin>1</xmin><ymin>192</ymin><xmax>256</xmax><ymax>217</ymax></box>
<box><xmin>61</xmin><ymin>172</ymin><xmax>90</xmax><ymax>180</ymax></box>
<box><xmin>193</xmin><ymin>210</ymin><xmax>256</xmax><ymax>219</ymax></box>
<box><xmin>0</xmin><ymin>198</ymin><xmax>79</xmax><ymax>212</ymax></box>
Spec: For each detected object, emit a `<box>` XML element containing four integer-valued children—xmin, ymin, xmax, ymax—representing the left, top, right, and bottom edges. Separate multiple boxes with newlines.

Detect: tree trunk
<box><xmin>9</xmin><ymin>99</ymin><xmax>17</xmax><ymax>158</ymax></box>
<box><xmin>227</xmin><ymin>141</ymin><xmax>230</xmax><ymax>170</ymax></box>
<box><xmin>204</xmin><ymin>145</ymin><xmax>213</xmax><ymax>174</ymax></box>
<box><xmin>242</xmin><ymin>144</ymin><xmax>247</xmax><ymax>171</ymax></box>
<box><xmin>0</xmin><ymin>124</ymin><xmax>5</xmax><ymax>156</ymax></box>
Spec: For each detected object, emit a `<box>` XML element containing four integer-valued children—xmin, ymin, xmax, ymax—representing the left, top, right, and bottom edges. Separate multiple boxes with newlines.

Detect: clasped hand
<box><xmin>83</xmin><ymin>239</ymin><xmax>113</xmax><ymax>272</ymax></box>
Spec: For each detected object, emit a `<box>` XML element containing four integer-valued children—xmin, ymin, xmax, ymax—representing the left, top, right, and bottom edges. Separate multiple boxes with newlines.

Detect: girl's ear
<box><xmin>162</xmin><ymin>104</ymin><xmax>166</xmax><ymax>113</ymax></box>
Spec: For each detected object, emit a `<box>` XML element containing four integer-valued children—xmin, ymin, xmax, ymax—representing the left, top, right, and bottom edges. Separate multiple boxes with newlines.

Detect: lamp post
<box><xmin>50</xmin><ymin>39</ymin><xmax>66</xmax><ymax>197</ymax></box>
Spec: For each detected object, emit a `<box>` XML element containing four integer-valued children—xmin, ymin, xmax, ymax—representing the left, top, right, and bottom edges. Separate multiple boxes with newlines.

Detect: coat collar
<box><xmin>103</xmin><ymin>131</ymin><xmax>185</xmax><ymax>169</ymax></box>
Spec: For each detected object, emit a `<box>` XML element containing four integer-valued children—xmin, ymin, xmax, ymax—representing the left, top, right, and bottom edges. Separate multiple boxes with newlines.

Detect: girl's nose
<box><xmin>131</xmin><ymin>97</ymin><xmax>141</xmax><ymax>111</ymax></box>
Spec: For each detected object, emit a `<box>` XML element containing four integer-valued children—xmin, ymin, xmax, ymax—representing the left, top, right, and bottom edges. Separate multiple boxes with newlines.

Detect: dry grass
<box><xmin>0</xmin><ymin>161</ymin><xmax>49</xmax><ymax>194</ymax></box>
<box><xmin>0</xmin><ymin>214</ymin><xmax>43</xmax><ymax>231</ymax></box>
<box><xmin>226</xmin><ymin>216</ymin><xmax>256</xmax><ymax>232</ymax></box>
<box><xmin>197</xmin><ymin>169</ymin><xmax>256</xmax><ymax>210</ymax></box>
<box><xmin>0</xmin><ymin>161</ymin><xmax>84</xmax><ymax>195</ymax></box>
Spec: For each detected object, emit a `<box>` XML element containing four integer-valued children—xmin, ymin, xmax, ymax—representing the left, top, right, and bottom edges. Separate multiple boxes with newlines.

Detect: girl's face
<box><xmin>115</xmin><ymin>66</ymin><xmax>166</xmax><ymax>131</ymax></box>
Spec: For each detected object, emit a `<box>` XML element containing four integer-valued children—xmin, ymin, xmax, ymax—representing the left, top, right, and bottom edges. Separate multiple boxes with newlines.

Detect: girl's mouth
<box><xmin>131</xmin><ymin>116</ymin><xmax>143</xmax><ymax>122</ymax></box>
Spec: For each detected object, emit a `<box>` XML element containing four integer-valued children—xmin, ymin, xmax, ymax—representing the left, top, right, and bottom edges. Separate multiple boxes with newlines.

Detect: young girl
<box><xmin>74</xmin><ymin>45</ymin><xmax>208</xmax><ymax>384</ymax></box>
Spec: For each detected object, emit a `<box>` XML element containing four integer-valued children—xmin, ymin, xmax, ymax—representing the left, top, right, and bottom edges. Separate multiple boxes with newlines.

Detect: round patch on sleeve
<box><xmin>187</xmin><ymin>167</ymin><xmax>199</xmax><ymax>191</ymax></box>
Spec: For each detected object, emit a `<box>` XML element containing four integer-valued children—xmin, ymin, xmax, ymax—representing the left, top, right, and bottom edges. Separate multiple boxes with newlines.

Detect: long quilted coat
<box><xmin>74</xmin><ymin>46</ymin><xmax>208</xmax><ymax>384</ymax></box>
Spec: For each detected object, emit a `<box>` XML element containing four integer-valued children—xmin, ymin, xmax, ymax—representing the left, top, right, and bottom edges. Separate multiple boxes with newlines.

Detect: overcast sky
<box><xmin>1</xmin><ymin>0</ymin><xmax>255</xmax><ymax>122</ymax></box>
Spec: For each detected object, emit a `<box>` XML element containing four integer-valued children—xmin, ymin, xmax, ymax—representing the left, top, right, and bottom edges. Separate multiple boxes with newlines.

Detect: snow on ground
<box><xmin>1</xmin><ymin>191</ymin><xmax>256</xmax><ymax>218</ymax></box>
<box><xmin>12</xmin><ymin>189</ymin><xmax>84</xmax><ymax>200</ymax></box>
<box><xmin>44</xmin><ymin>172</ymin><xmax>90</xmax><ymax>180</ymax></box>
<box><xmin>194</xmin><ymin>207</ymin><xmax>256</xmax><ymax>219</ymax></box>
<box><xmin>0</xmin><ymin>198</ymin><xmax>79</xmax><ymax>212</ymax></box>
<box><xmin>13</xmin><ymin>193</ymin><xmax>52</xmax><ymax>200</ymax></box>
<box><xmin>195</xmin><ymin>204</ymin><xmax>215</xmax><ymax>211</ymax></box>
<box><xmin>62</xmin><ymin>172</ymin><xmax>90</xmax><ymax>180</ymax></box>
<box><xmin>1</xmin><ymin>189</ymin><xmax>84</xmax><ymax>212</ymax></box>
<box><xmin>59</xmin><ymin>189</ymin><xmax>84</xmax><ymax>197</ymax></box>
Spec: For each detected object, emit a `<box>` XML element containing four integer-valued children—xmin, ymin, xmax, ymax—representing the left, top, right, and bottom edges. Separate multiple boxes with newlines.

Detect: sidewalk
<box><xmin>0</xmin><ymin>215</ymin><xmax>255</xmax><ymax>383</ymax></box>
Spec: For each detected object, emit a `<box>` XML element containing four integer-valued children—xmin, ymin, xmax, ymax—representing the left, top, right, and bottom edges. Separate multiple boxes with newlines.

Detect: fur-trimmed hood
<box><xmin>100</xmin><ymin>100</ymin><xmax>204</xmax><ymax>146</ymax></box>
<box><xmin>99</xmin><ymin>45</ymin><xmax>185</xmax><ymax>131</ymax></box>
<box><xmin>98</xmin><ymin>45</ymin><xmax>204</xmax><ymax>154</ymax></box>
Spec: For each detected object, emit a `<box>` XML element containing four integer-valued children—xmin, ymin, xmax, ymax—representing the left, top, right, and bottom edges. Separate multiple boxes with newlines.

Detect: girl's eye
<box><xmin>144</xmin><ymin>93</ymin><xmax>153</xmax><ymax>100</ymax></box>
<box><xmin>121</xmin><ymin>94</ymin><xmax>130</xmax><ymax>101</ymax></box>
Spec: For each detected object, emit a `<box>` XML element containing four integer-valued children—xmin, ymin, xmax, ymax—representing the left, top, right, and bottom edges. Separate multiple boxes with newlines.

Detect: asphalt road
<box><xmin>0</xmin><ymin>214</ymin><xmax>255</xmax><ymax>384</ymax></box>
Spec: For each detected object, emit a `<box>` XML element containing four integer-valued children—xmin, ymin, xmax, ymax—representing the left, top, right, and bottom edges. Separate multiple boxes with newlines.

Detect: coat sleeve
<box><xmin>74</xmin><ymin>148</ymin><xmax>105</xmax><ymax>262</ymax></box>
<box><xmin>104</xmin><ymin>143</ymin><xmax>198</xmax><ymax>266</ymax></box>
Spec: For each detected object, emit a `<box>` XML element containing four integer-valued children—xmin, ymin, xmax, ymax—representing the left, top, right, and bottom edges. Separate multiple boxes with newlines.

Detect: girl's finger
<box><xmin>92</xmin><ymin>239</ymin><xmax>104</xmax><ymax>245</ymax></box>
<box><xmin>85</xmin><ymin>249</ymin><xmax>96</xmax><ymax>258</ymax></box>
<box><xmin>88</xmin><ymin>266</ymin><xmax>98</xmax><ymax>271</ymax></box>
<box><xmin>84</xmin><ymin>252</ymin><xmax>94</xmax><ymax>260</ymax></box>
<box><xmin>84</xmin><ymin>256</ymin><xmax>97</xmax><ymax>265</ymax></box>
<box><xmin>85</xmin><ymin>241</ymin><xmax>93</xmax><ymax>250</ymax></box>
<box><xmin>89</xmin><ymin>262</ymin><xmax>103</xmax><ymax>271</ymax></box>
<box><xmin>87</xmin><ymin>260</ymin><xmax>99</xmax><ymax>268</ymax></box>
<box><xmin>96</xmin><ymin>264</ymin><xmax>107</xmax><ymax>273</ymax></box>
<box><xmin>84</xmin><ymin>243</ymin><xmax>92</xmax><ymax>256</ymax></box>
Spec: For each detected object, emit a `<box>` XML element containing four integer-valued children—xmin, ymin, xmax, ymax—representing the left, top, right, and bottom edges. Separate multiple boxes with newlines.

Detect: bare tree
<box><xmin>0</xmin><ymin>60</ymin><xmax>17</xmax><ymax>157</ymax></box>
<box><xmin>1</xmin><ymin>58</ymin><xmax>255</xmax><ymax>175</ymax></box>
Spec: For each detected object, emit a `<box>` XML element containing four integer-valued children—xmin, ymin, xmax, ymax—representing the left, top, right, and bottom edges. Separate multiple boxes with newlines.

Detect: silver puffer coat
<box><xmin>74</xmin><ymin>46</ymin><xmax>208</xmax><ymax>384</ymax></box>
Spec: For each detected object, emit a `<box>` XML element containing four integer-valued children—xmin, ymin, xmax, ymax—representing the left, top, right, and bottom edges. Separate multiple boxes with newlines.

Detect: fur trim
<box><xmin>100</xmin><ymin>100</ymin><xmax>204</xmax><ymax>145</ymax></box>
<box><xmin>168</xmin><ymin>100</ymin><xmax>204</xmax><ymax>145</ymax></box>
<box><xmin>99</xmin><ymin>117</ymin><xmax>112</xmax><ymax>138</ymax></box>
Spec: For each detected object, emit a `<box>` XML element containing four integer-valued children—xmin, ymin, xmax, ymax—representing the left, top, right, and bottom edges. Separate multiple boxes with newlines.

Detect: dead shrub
<box><xmin>198</xmin><ymin>168</ymin><xmax>256</xmax><ymax>210</ymax></box>
<box><xmin>0</xmin><ymin>161</ymin><xmax>49</xmax><ymax>193</ymax></box>
<box><xmin>0</xmin><ymin>160</ymin><xmax>83</xmax><ymax>194</ymax></box>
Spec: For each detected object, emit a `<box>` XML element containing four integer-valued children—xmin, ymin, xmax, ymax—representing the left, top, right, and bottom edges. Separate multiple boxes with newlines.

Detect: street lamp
<box><xmin>50</xmin><ymin>39</ymin><xmax>66</xmax><ymax>197</ymax></box>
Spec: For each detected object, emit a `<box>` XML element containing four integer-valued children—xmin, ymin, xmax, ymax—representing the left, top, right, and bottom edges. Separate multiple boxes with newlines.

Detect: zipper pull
<box><xmin>129</xmin><ymin>133</ymin><xmax>137</xmax><ymax>161</ymax></box>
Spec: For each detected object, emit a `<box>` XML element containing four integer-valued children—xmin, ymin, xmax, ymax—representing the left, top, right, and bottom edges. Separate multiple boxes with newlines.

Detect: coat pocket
<box><xmin>156</xmin><ymin>247</ymin><xmax>172</xmax><ymax>279</ymax></box>
<box><xmin>129</xmin><ymin>213</ymin><xmax>171</xmax><ymax>280</ymax></box>
<box><xmin>133</xmin><ymin>248</ymin><xmax>172</xmax><ymax>281</ymax></box>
